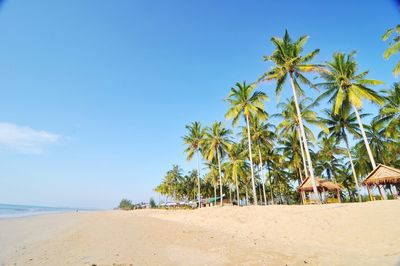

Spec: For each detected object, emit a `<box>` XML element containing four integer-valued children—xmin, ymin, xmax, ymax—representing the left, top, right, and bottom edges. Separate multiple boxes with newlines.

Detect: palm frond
<box><xmin>382</xmin><ymin>28</ymin><xmax>394</xmax><ymax>41</ymax></box>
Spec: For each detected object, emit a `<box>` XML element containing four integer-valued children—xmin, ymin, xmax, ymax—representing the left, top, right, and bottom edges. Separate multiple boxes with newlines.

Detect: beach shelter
<box><xmin>298</xmin><ymin>177</ymin><xmax>341</xmax><ymax>204</ymax></box>
<box><xmin>362</xmin><ymin>164</ymin><xmax>400</xmax><ymax>200</ymax></box>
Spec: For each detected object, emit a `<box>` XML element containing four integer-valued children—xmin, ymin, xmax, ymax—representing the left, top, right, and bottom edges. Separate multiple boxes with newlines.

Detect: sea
<box><xmin>0</xmin><ymin>203</ymin><xmax>79</xmax><ymax>219</ymax></box>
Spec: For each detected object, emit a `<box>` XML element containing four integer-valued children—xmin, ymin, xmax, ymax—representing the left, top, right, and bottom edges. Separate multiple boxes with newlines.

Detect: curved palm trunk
<box><xmin>245</xmin><ymin>114</ymin><xmax>258</xmax><ymax>205</ymax></box>
<box><xmin>343</xmin><ymin>131</ymin><xmax>362</xmax><ymax>202</ymax></box>
<box><xmin>196</xmin><ymin>149</ymin><xmax>201</xmax><ymax>208</ymax></box>
<box><xmin>297</xmin><ymin>127</ymin><xmax>308</xmax><ymax>182</ymax></box>
<box><xmin>217</xmin><ymin>149</ymin><xmax>223</xmax><ymax>206</ymax></box>
<box><xmin>352</xmin><ymin>105</ymin><xmax>387</xmax><ymax>200</ymax></box>
<box><xmin>266</xmin><ymin>160</ymin><xmax>274</xmax><ymax>204</ymax></box>
<box><xmin>289</xmin><ymin>74</ymin><xmax>320</xmax><ymax>202</ymax></box>
<box><xmin>258</xmin><ymin>147</ymin><xmax>267</xmax><ymax>205</ymax></box>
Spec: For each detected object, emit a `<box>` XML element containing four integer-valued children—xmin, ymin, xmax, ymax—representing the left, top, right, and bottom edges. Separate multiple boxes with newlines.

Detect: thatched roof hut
<box><xmin>362</xmin><ymin>164</ymin><xmax>400</xmax><ymax>200</ymax></box>
<box><xmin>298</xmin><ymin>177</ymin><xmax>341</xmax><ymax>192</ymax></box>
<box><xmin>362</xmin><ymin>164</ymin><xmax>400</xmax><ymax>186</ymax></box>
<box><xmin>298</xmin><ymin>177</ymin><xmax>341</xmax><ymax>204</ymax></box>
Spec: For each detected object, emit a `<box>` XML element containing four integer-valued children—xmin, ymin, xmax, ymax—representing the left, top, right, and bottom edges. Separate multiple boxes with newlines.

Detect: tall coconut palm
<box><xmin>375</xmin><ymin>82</ymin><xmax>400</xmax><ymax>139</ymax></box>
<box><xmin>247</xmin><ymin>117</ymin><xmax>275</xmax><ymax>205</ymax></box>
<box><xmin>382</xmin><ymin>25</ymin><xmax>400</xmax><ymax>77</ymax></box>
<box><xmin>320</xmin><ymin>106</ymin><xmax>364</xmax><ymax>202</ymax></box>
<box><xmin>275</xmin><ymin>97</ymin><xmax>327</xmax><ymax>182</ymax></box>
<box><xmin>182</xmin><ymin>121</ymin><xmax>205</xmax><ymax>208</ymax></box>
<box><xmin>203</xmin><ymin>122</ymin><xmax>232</xmax><ymax>206</ymax></box>
<box><xmin>259</xmin><ymin>30</ymin><xmax>322</xmax><ymax>201</ymax></box>
<box><xmin>318</xmin><ymin>52</ymin><xmax>387</xmax><ymax>199</ymax></box>
<box><xmin>225</xmin><ymin>81</ymin><xmax>269</xmax><ymax>205</ymax></box>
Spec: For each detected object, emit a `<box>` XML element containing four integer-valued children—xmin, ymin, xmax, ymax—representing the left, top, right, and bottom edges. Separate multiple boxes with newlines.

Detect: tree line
<box><xmin>154</xmin><ymin>29</ymin><xmax>400</xmax><ymax>206</ymax></box>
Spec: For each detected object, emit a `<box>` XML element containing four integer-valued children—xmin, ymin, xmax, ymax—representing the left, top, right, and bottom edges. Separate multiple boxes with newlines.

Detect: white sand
<box><xmin>1</xmin><ymin>201</ymin><xmax>399</xmax><ymax>265</ymax></box>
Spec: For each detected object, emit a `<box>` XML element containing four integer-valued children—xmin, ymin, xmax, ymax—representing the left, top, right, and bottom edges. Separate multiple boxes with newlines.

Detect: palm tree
<box><xmin>264</xmin><ymin>147</ymin><xmax>280</xmax><ymax>204</ymax></box>
<box><xmin>225</xmin><ymin>81</ymin><xmax>269</xmax><ymax>205</ymax></box>
<box><xmin>375</xmin><ymin>82</ymin><xmax>400</xmax><ymax>139</ymax></box>
<box><xmin>203</xmin><ymin>122</ymin><xmax>232</xmax><ymax>206</ymax></box>
<box><xmin>318</xmin><ymin>52</ymin><xmax>387</xmax><ymax>199</ymax></box>
<box><xmin>224</xmin><ymin>142</ymin><xmax>249</xmax><ymax>205</ymax></box>
<box><xmin>259</xmin><ymin>30</ymin><xmax>322</xmax><ymax>201</ymax></box>
<box><xmin>182</xmin><ymin>122</ymin><xmax>205</xmax><ymax>208</ymax></box>
<box><xmin>336</xmin><ymin>165</ymin><xmax>356</xmax><ymax>202</ymax></box>
<box><xmin>178</xmin><ymin>170</ymin><xmax>198</xmax><ymax>201</ymax></box>
<box><xmin>275</xmin><ymin>97</ymin><xmax>327</xmax><ymax>182</ymax></box>
<box><xmin>315</xmin><ymin>133</ymin><xmax>344</xmax><ymax>182</ymax></box>
<box><xmin>363</xmin><ymin>120</ymin><xmax>395</xmax><ymax>166</ymax></box>
<box><xmin>320</xmin><ymin>106</ymin><xmax>364</xmax><ymax>202</ymax></box>
<box><xmin>382</xmin><ymin>25</ymin><xmax>400</xmax><ymax>77</ymax></box>
<box><xmin>204</xmin><ymin>161</ymin><xmax>219</xmax><ymax>203</ymax></box>
<box><xmin>278</xmin><ymin>132</ymin><xmax>305</xmax><ymax>185</ymax></box>
<box><xmin>249</xmin><ymin>117</ymin><xmax>275</xmax><ymax>205</ymax></box>
<box><xmin>155</xmin><ymin>165</ymin><xmax>183</xmax><ymax>201</ymax></box>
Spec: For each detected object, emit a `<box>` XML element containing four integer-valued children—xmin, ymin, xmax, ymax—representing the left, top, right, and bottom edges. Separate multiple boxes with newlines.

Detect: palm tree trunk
<box><xmin>352</xmin><ymin>105</ymin><xmax>387</xmax><ymax>200</ymax></box>
<box><xmin>266</xmin><ymin>160</ymin><xmax>274</xmax><ymax>204</ymax></box>
<box><xmin>217</xmin><ymin>149</ymin><xmax>224</xmax><ymax>206</ymax></box>
<box><xmin>245</xmin><ymin>186</ymin><xmax>249</xmax><ymax>206</ymax></box>
<box><xmin>343</xmin><ymin>131</ymin><xmax>362</xmax><ymax>202</ymax></box>
<box><xmin>196</xmin><ymin>149</ymin><xmax>201</xmax><ymax>208</ymax></box>
<box><xmin>245</xmin><ymin>113</ymin><xmax>258</xmax><ymax>205</ymax></box>
<box><xmin>213</xmin><ymin>184</ymin><xmax>217</xmax><ymax>205</ymax></box>
<box><xmin>279</xmin><ymin>185</ymin><xmax>284</xmax><ymax>204</ymax></box>
<box><xmin>235</xmin><ymin>175</ymin><xmax>240</xmax><ymax>206</ymax></box>
<box><xmin>289</xmin><ymin>74</ymin><xmax>320</xmax><ymax>202</ymax></box>
<box><xmin>258</xmin><ymin>147</ymin><xmax>267</xmax><ymax>205</ymax></box>
<box><xmin>297</xmin><ymin>168</ymin><xmax>305</xmax><ymax>204</ymax></box>
<box><xmin>297</xmin><ymin>127</ymin><xmax>307</xmax><ymax>182</ymax></box>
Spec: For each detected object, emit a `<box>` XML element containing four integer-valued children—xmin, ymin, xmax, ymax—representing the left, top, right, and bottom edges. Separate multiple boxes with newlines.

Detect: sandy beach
<box><xmin>1</xmin><ymin>201</ymin><xmax>399</xmax><ymax>266</ymax></box>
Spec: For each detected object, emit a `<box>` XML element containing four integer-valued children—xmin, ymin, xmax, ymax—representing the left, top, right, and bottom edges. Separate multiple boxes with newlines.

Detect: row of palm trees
<box><xmin>155</xmin><ymin>30</ymin><xmax>400</xmax><ymax>206</ymax></box>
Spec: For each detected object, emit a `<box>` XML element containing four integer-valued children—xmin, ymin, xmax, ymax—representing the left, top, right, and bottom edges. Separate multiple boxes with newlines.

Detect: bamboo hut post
<box><xmin>378</xmin><ymin>185</ymin><xmax>384</xmax><ymax>200</ymax></box>
<box><xmin>366</xmin><ymin>185</ymin><xmax>372</xmax><ymax>201</ymax></box>
<box><xmin>367</xmin><ymin>185</ymin><xmax>373</xmax><ymax>201</ymax></box>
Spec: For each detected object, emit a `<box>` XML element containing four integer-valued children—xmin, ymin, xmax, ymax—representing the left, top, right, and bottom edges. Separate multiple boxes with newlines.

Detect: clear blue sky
<box><xmin>0</xmin><ymin>1</ymin><xmax>398</xmax><ymax>209</ymax></box>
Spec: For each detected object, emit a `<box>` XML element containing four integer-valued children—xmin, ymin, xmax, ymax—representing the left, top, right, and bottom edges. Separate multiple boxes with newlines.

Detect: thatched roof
<box><xmin>362</xmin><ymin>164</ymin><xmax>400</xmax><ymax>186</ymax></box>
<box><xmin>298</xmin><ymin>177</ymin><xmax>341</xmax><ymax>192</ymax></box>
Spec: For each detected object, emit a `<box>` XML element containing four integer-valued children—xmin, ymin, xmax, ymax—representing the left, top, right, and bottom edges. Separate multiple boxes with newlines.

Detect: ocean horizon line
<box><xmin>0</xmin><ymin>203</ymin><xmax>101</xmax><ymax>219</ymax></box>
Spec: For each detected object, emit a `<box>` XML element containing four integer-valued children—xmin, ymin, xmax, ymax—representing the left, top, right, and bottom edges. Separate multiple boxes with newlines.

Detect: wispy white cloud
<box><xmin>0</xmin><ymin>122</ymin><xmax>60</xmax><ymax>154</ymax></box>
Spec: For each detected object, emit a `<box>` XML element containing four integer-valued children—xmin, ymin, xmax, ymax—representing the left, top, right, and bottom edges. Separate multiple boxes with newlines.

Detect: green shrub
<box><xmin>118</xmin><ymin>198</ymin><xmax>133</xmax><ymax>210</ymax></box>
